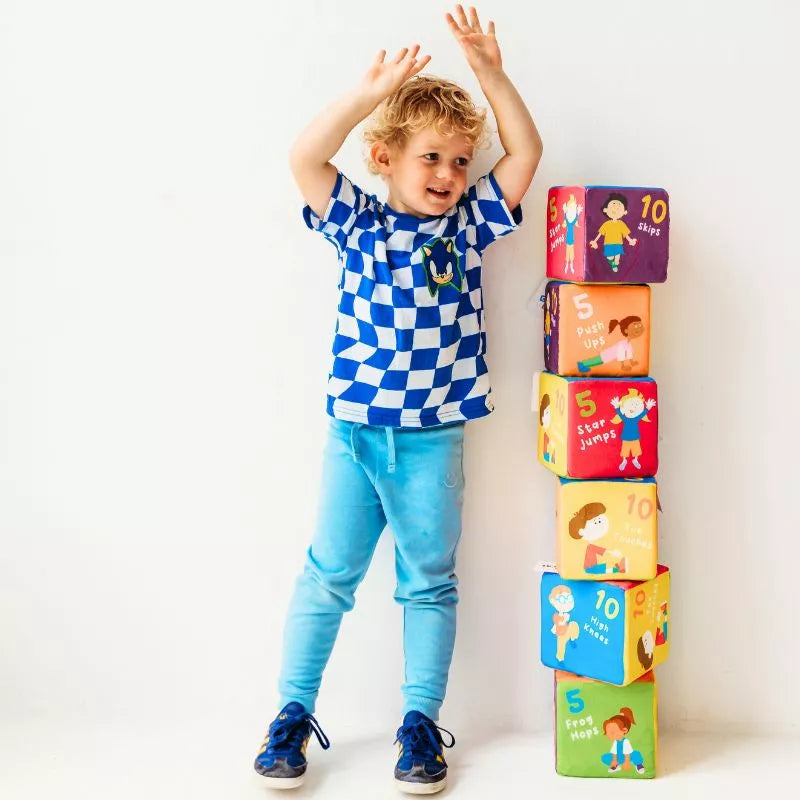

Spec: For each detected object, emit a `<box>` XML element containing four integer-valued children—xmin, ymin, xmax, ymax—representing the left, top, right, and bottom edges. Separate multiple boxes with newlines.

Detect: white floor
<box><xmin>0</xmin><ymin>722</ymin><xmax>793</xmax><ymax>799</ymax></box>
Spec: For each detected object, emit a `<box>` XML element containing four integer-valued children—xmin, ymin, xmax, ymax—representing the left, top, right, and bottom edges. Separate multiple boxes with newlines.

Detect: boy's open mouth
<box><xmin>427</xmin><ymin>187</ymin><xmax>450</xmax><ymax>199</ymax></box>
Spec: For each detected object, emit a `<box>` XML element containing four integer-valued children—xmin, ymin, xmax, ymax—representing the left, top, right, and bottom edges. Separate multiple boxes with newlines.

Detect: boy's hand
<box><xmin>447</xmin><ymin>4</ymin><xmax>542</xmax><ymax>210</ymax></box>
<box><xmin>446</xmin><ymin>5</ymin><xmax>502</xmax><ymax>75</ymax></box>
<box><xmin>358</xmin><ymin>45</ymin><xmax>431</xmax><ymax>104</ymax></box>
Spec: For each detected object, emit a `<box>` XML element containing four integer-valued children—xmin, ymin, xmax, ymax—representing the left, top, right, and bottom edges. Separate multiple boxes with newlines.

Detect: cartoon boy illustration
<box><xmin>636</xmin><ymin>630</ymin><xmax>655</xmax><ymax>670</ymax></box>
<box><xmin>568</xmin><ymin>502</ymin><xmax>627</xmax><ymax>575</ymax></box>
<box><xmin>577</xmin><ymin>316</ymin><xmax>645</xmax><ymax>374</ymax></box>
<box><xmin>540</xmin><ymin>394</ymin><xmax>556</xmax><ymax>464</ymax></box>
<box><xmin>562</xmin><ymin>194</ymin><xmax>583</xmax><ymax>274</ymax></box>
<box><xmin>656</xmin><ymin>601</ymin><xmax>669</xmax><ymax>645</ymax></box>
<box><xmin>601</xmin><ymin>707</ymin><xmax>646</xmax><ymax>774</ymax></box>
<box><xmin>610</xmin><ymin>389</ymin><xmax>656</xmax><ymax>470</ymax></box>
<box><xmin>544</xmin><ymin>292</ymin><xmax>552</xmax><ymax>358</ymax></box>
<box><xmin>590</xmin><ymin>193</ymin><xmax>637</xmax><ymax>272</ymax></box>
<box><xmin>549</xmin><ymin>585</ymin><xmax>580</xmax><ymax>662</ymax></box>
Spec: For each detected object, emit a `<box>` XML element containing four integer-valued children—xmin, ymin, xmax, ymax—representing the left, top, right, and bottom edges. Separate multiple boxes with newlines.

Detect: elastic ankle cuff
<box><xmin>402</xmin><ymin>699</ymin><xmax>440</xmax><ymax>721</ymax></box>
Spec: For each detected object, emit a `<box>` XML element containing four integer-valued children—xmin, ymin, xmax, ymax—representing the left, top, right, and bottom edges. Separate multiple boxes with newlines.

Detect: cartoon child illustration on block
<box><xmin>569</xmin><ymin>502</ymin><xmax>628</xmax><ymax>575</ymax></box>
<box><xmin>656</xmin><ymin>602</ymin><xmax>669</xmax><ymax>646</ymax></box>
<box><xmin>637</xmin><ymin>630</ymin><xmax>655</xmax><ymax>670</ymax></box>
<box><xmin>540</xmin><ymin>394</ymin><xmax>556</xmax><ymax>464</ymax></box>
<box><xmin>610</xmin><ymin>389</ymin><xmax>656</xmax><ymax>470</ymax></box>
<box><xmin>562</xmin><ymin>194</ymin><xmax>583</xmax><ymax>274</ymax></box>
<box><xmin>549</xmin><ymin>585</ymin><xmax>580</xmax><ymax>662</ymax></box>
<box><xmin>600</xmin><ymin>707</ymin><xmax>646</xmax><ymax>774</ymax></box>
<box><xmin>544</xmin><ymin>292</ymin><xmax>552</xmax><ymax>357</ymax></box>
<box><xmin>590</xmin><ymin>193</ymin><xmax>638</xmax><ymax>272</ymax></box>
<box><xmin>577</xmin><ymin>316</ymin><xmax>645</xmax><ymax>374</ymax></box>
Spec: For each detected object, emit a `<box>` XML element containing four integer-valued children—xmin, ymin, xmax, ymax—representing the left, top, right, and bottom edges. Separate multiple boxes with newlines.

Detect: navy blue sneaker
<box><xmin>394</xmin><ymin>711</ymin><xmax>455</xmax><ymax>794</ymax></box>
<box><xmin>254</xmin><ymin>702</ymin><xmax>330</xmax><ymax>788</ymax></box>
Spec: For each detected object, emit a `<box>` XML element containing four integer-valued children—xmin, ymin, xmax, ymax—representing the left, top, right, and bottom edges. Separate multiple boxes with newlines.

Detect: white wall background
<box><xmin>1</xmin><ymin>0</ymin><xmax>797</xmax><ymax>750</ymax></box>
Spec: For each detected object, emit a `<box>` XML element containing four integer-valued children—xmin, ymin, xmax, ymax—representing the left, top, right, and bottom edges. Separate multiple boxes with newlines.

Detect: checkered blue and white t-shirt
<box><xmin>303</xmin><ymin>170</ymin><xmax>522</xmax><ymax>428</ymax></box>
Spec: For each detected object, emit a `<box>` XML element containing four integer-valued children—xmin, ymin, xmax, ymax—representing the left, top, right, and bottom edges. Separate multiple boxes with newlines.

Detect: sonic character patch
<box><xmin>421</xmin><ymin>238</ymin><xmax>463</xmax><ymax>297</ymax></box>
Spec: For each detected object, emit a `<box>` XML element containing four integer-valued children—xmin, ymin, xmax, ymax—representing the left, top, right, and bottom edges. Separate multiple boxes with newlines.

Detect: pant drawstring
<box><xmin>350</xmin><ymin>423</ymin><xmax>363</xmax><ymax>464</ymax></box>
<box><xmin>385</xmin><ymin>426</ymin><xmax>396</xmax><ymax>474</ymax></box>
<box><xmin>350</xmin><ymin>423</ymin><xmax>395</xmax><ymax>474</ymax></box>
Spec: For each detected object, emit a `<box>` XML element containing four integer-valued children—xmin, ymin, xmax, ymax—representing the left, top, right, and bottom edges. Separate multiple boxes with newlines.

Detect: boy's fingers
<box><xmin>445</xmin><ymin>12</ymin><xmax>467</xmax><ymax>36</ymax></box>
<box><xmin>392</xmin><ymin>47</ymin><xmax>409</xmax><ymax>63</ymax></box>
<box><xmin>468</xmin><ymin>6</ymin><xmax>483</xmax><ymax>32</ymax></box>
<box><xmin>488</xmin><ymin>20</ymin><xmax>495</xmax><ymax>35</ymax></box>
<box><xmin>411</xmin><ymin>54</ymin><xmax>431</xmax><ymax>75</ymax></box>
<box><xmin>403</xmin><ymin>46</ymin><xmax>424</xmax><ymax>69</ymax></box>
<box><xmin>375</xmin><ymin>49</ymin><xmax>386</xmax><ymax>64</ymax></box>
<box><xmin>455</xmin><ymin>3</ymin><xmax>469</xmax><ymax>28</ymax></box>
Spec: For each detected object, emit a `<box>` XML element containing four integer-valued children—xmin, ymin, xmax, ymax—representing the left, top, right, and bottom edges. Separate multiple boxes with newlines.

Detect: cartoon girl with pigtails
<box><xmin>577</xmin><ymin>315</ymin><xmax>646</xmax><ymax>374</ymax></box>
<box><xmin>601</xmin><ymin>707</ymin><xmax>646</xmax><ymax>774</ymax></box>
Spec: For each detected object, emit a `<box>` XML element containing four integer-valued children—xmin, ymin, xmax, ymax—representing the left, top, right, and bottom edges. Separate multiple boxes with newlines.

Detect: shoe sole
<box><xmin>257</xmin><ymin>774</ymin><xmax>305</xmax><ymax>789</ymax></box>
<box><xmin>395</xmin><ymin>776</ymin><xmax>447</xmax><ymax>795</ymax></box>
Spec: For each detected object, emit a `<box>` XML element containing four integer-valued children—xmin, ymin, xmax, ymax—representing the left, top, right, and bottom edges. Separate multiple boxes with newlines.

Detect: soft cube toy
<box><xmin>537</xmin><ymin>372</ymin><xmax>659</xmax><ymax>479</ymax></box>
<box><xmin>541</xmin><ymin>566</ymin><xmax>670</xmax><ymax>685</ymax></box>
<box><xmin>557</xmin><ymin>478</ymin><xmax>658</xmax><ymax>581</ymax></box>
<box><xmin>546</xmin><ymin>186</ymin><xmax>669</xmax><ymax>283</ymax></box>
<box><xmin>555</xmin><ymin>670</ymin><xmax>657</xmax><ymax>778</ymax></box>
<box><xmin>544</xmin><ymin>281</ymin><xmax>651</xmax><ymax>377</ymax></box>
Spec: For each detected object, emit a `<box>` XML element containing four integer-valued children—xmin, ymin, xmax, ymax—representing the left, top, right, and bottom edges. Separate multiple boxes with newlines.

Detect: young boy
<box><xmin>589</xmin><ymin>193</ymin><xmax>638</xmax><ymax>272</ymax></box>
<box><xmin>255</xmin><ymin>5</ymin><xmax>542</xmax><ymax>793</ymax></box>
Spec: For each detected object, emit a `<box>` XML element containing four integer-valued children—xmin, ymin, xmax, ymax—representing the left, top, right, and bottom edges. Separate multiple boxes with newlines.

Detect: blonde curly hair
<box><xmin>362</xmin><ymin>75</ymin><xmax>488</xmax><ymax>175</ymax></box>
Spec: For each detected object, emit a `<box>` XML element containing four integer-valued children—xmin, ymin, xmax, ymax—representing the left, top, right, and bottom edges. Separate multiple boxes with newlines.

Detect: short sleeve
<box><xmin>460</xmin><ymin>171</ymin><xmax>523</xmax><ymax>254</ymax></box>
<box><xmin>302</xmin><ymin>171</ymin><xmax>374</xmax><ymax>257</ymax></box>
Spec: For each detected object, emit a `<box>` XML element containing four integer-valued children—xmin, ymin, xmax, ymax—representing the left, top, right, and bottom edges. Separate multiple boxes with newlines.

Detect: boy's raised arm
<box><xmin>446</xmin><ymin>5</ymin><xmax>542</xmax><ymax>211</ymax></box>
<box><xmin>289</xmin><ymin>46</ymin><xmax>431</xmax><ymax>218</ymax></box>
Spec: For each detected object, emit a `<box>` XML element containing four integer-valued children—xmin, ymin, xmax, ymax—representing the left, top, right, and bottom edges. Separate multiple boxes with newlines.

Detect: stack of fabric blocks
<box><xmin>536</xmin><ymin>185</ymin><xmax>671</xmax><ymax>779</ymax></box>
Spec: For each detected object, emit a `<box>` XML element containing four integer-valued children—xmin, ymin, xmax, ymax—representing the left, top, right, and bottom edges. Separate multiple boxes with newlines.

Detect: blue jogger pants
<box><xmin>277</xmin><ymin>418</ymin><xmax>465</xmax><ymax>720</ymax></box>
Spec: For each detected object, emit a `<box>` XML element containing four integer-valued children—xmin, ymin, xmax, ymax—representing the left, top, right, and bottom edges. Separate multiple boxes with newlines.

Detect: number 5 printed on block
<box><xmin>572</xmin><ymin>293</ymin><xmax>593</xmax><ymax>320</ymax></box>
<box><xmin>565</xmin><ymin>689</ymin><xmax>585</xmax><ymax>713</ymax></box>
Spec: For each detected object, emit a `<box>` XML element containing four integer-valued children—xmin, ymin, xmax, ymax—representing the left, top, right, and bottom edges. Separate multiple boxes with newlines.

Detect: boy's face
<box><xmin>581</xmin><ymin>513</ymin><xmax>609</xmax><ymax>541</ymax></box>
<box><xmin>621</xmin><ymin>396</ymin><xmax>644</xmax><ymax>417</ymax></box>
<box><xmin>552</xmin><ymin>592</ymin><xmax>574</xmax><ymax>613</ymax></box>
<box><xmin>604</xmin><ymin>199</ymin><xmax>627</xmax><ymax>220</ymax></box>
<box><xmin>565</xmin><ymin>195</ymin><xmax>578</xmax><ymax>222</ymax></box>
<box><xmin>373</xmin><ymin>128</ymin><xmax>474</xmax><ymax>217</ymax></box>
